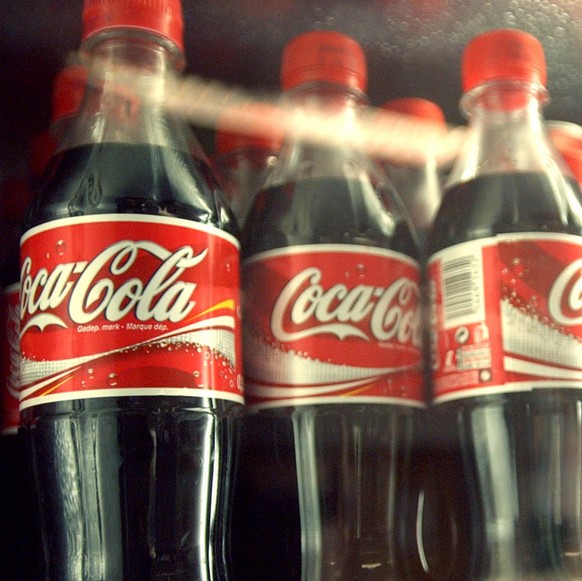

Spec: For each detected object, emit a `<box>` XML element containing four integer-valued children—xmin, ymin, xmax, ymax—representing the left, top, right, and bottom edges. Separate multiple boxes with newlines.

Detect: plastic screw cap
<box><xmin>281</xmin><ymin>30</ymin><xmax>367</xmax><ymax>92</ymax></box>
<box><xmin>462</xmin><ymin>28</ymin><xmax>547</xmax><ymax>92</ymax></box>
<box><xmin>382</xmin><ymin>98</ymin><xmax>446</xmax><ymax>125</ymax></box>
<box><xmin>51</xmin><ymin>65</ymin><xmax>89</xmax><ymax>124</ymax></box>
<box><xmin>82</xmin><ymin>0</ymin><xmax>184</xmax><ymax>53</ymax></box>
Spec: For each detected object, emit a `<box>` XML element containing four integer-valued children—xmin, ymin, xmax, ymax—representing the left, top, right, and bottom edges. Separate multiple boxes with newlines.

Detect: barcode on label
<box><xmin>441</xmin><ymin>252</ymin><xmax>485</xmax><ymax>328</ymax></box>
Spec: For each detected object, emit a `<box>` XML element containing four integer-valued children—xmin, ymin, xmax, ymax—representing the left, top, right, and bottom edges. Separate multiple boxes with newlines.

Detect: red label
<box><xmin>242</xmin><ymin>245</ymin><xmax>424</xmax><ymax>408</ymax></box>
<box><xmin>0</xmin><ymin>284</ymin><xmax>20</xmax><ymax>434</ymax></box>
<box><xmin>428</xmin><ymin>234</ymin><xmax>582</xmax><ymax>402</ymax></box>
<box><xmin>19</xmin><ymin>215</ymin><xmax>243</xmax><ymax>410</ymax></box>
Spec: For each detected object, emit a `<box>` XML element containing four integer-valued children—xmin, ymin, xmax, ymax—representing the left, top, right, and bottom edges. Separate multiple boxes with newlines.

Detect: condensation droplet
<box><xmin>55</xmin><ymin>239</ymin><xmax>66</xmax><ymax>256</ymax></box>
<box><xmin>87</xmin><ymin>368</ymin><xmax>95</xmax><ymax>379</ymax></box>
<box><xmin>107</xmin><ymin>373</ymin><xmax>118</xmax><ymax>387</ymax></box>
<box><xmin>356</xmin><ymin>263</ymin><xmax>366</xmax><ymax>279</ymax></box>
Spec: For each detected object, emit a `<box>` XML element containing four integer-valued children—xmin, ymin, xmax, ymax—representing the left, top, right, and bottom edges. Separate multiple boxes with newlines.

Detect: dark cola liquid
<box><xmin>234</xmin><ymin>178</ymin><xmax>420</xmax><ymax>580</ymax></box>
<box><xmin>21</xmin><ymin>143</ymin><xmax>241</xmax><ymax>581</ymax></box>
<box><xmin>428</xmin><ymin>171</ymin><xmax>582</xmax><ymax>580</ymax></box>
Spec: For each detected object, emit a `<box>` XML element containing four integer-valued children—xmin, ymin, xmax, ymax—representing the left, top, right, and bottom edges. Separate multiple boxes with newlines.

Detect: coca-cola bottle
<box><xmin>213</xmin><ymin>103</ymin><xmax>283</xmax><ymax>228</ymax></box>
<box><xmin>19</xmin><ymin>1</ymin><xmax>242</xmax><ymax>579</ymax></box>
<box><xmin>240</xmin><ymin>30</ymin><xmax>423</xmax><ymax>580</ymax></box>
<box><xmin>427</xmin><ymin>29</ymin><xmax>582</xmax><ymax>579</ymax></box>
<box><xmin>380</xmin><ymin>98</ymin><xmax>446</xmax><ymax>249</ymax></box>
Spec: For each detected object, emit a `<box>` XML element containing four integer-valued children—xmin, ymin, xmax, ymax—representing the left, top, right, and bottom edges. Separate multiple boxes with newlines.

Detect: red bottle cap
<box><xmin>215</xmin><ymin>103</ymin><xmax>284</xmax><ymax>156</ymax></box>
<box><xmin>82</xmin><ymin>0</ymin><xmax>184</xmax><ymax>54</ymax></box>
<box><xmin>281</xmin><ymin>30</ymin><xmax>367</xmax><ymax>92</ymax></box>
<box><xmin>51</xmin><ymin>65</ymin><xmax>89</xmax><ymax>124</ymax></box>
<box><xmin>382</xmin><ymin>98</ymin><xmax>446</xmax><ymax>125</ymax></box>
<box><xmin>462</xmin><ymin>29</ymin><xmax>546</xmax><ymax>93</ymax></box>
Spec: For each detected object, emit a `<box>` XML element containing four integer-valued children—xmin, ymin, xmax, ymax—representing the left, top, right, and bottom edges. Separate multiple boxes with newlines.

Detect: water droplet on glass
<box><xmin>356</xmin><ymin>263</ymin><xmax>366</xmax><ymax>279</ymax></box>
<box><xmin>87</xmin><ymin>368</ymin><xmax>94</xmax><ymax>379</ymax></box>
<box><xmin>107</xmin><ymin>373</ymin><xmax>118</xmax><ymax>387</ymax></box>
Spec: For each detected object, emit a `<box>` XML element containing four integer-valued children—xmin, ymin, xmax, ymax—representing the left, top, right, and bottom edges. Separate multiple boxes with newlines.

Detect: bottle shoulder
<box><xmin>242</xmin><ymin>175</ymin><xmax>419</xmax><ymax>261</ymax></box>
<box><xmin>26</xmin><ymin>143</ymin><xmax>239</xmax><ymax>237</ymax></box>
<box><xmin>428</xmin><ymin>170</ymin><xmax>582</xmax><ymax>253</ymax></box>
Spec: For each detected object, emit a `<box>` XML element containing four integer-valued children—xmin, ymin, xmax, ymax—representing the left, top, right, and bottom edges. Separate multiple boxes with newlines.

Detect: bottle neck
<box><xmin>268</xmin><ymin>81</ymin><xmax>370</xmax><ymax>184</ymax></box>
<box><xmin>447</xmin><ymin>80</ymin><xmax>565</xmax><ymax>186</ymax></box>
<box><xmin>61</xmin><ymin>35</ymin><xmax>188</xmax><ymax>151</ymax></box>
<box><xmin>286</xmin><ymin>80</ymin><xmax>365</xmax><ymax>108</ymax></box>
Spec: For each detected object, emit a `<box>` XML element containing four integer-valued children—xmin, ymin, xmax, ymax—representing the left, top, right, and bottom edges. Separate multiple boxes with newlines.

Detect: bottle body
<box><xmin>22</xmin><ymin>140</ymin><xmax>242</xmax><ymax>581</ymax></box>
<box><xmin>427</xmin><ymin>77</ymin><xmax>582</xmax><ymax>578</ymax></box>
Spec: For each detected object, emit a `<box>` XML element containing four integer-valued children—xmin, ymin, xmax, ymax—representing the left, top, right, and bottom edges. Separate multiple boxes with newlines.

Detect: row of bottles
<box><xmin>2</xmin><ymin>0</ymin><xmax>582</xmax><ymax>579</ymax></box>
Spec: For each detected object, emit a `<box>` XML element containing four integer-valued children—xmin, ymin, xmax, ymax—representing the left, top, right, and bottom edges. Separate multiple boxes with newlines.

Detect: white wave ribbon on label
<box><xmin>244</xmin><ymin>331</ymin><xmax>416</xmax><ymax>389</ymax></box>
<box><xmin>20</xmin><ymin>316</ymin><xmax>236</xmax><ymax>394</ymax></box>
<box><xmin>502</xmin><ymin>299</ymin><xmax>582</xmax><ymax>379</ymax></box>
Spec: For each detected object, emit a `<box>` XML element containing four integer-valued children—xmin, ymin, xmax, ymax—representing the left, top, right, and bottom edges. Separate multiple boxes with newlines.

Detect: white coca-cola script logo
<box><xmin>271</xmin><ymin>267</ymin><xmax>420</xmax><ymax>345</ymax></box>
<box><xmin>548</xmin><ymin>258</ymin><xmax>582</xmax><ymax>325</ymax></box>
<box><xmin>20</xmin><ymin>240</ymin><xmax>207</xmax><ymax>333</ymax></box>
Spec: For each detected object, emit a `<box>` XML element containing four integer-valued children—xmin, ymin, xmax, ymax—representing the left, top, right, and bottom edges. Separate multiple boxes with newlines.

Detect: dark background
<box><xmin>2</xmin><ymin>0</ymin><xmax>582</xmax><ymax>182</ymax></box>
